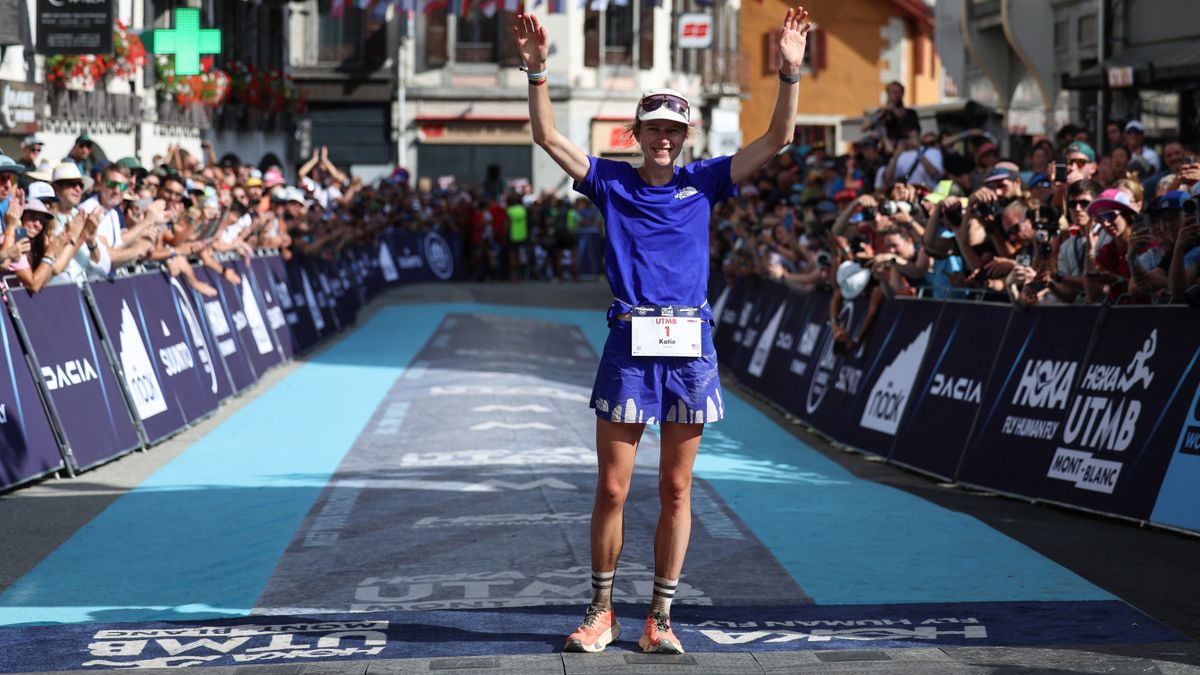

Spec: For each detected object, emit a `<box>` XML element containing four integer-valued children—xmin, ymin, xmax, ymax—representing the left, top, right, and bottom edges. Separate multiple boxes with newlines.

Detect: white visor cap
<box><xmin>636</xmin><ymin>88</ymin><xmax>690</xmax><ymax>126</ymax></box>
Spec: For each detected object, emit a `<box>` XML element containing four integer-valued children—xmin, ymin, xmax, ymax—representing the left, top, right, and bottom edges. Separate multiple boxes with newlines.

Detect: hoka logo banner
<box><xmin>1013</xmin><ymin>359</ymin><xmax>1077</xmax><ymax>410</ymax></box>
<box><xmin>378</xmin><ymin>242</ymin><xmax>400</xmax><ymax>282</ymax></box>
<box><xmin>748</xmin><ymin>303</ymin><xmax>786</xmax><ymax>378</ymax></box>
<box><xmin>240</xmin><ymin>281</ymin><xmax>276</xmax><ymax>355</ymax></box>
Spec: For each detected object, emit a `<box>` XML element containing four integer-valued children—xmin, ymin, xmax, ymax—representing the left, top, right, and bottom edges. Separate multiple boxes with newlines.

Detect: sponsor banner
<box><xmin>838</xmin><ymin>299</ymin><xmax>942</xmax><ymax>458</ymax></box>
<box><xmin>191</xmin><ymin>266</ymin><xmax>258</xmax><ymax>393</ymax></box>
<box><xmin>1150</xmin><ymin>338</ymin><xmax>1200</xmax><ymax>532</ymax></box>
<box><xmin>0</xmin><ymin>303</ymin><xmax>63</xmax><ymax>490</ymax></box>
<box><xmin>728</xmin><ymin>281</ymin><xmax>789</xmax><ymax>382</ymax></box>
<box><xmin>264</xmin><ymin>255</ymin><xmax>321</xmax><ymax>353</ymax></box>
<box><xmin>246</xmin><ymin>257</ymin><xmax>296</xmax><ymax>361</ymax></box>
<box><xmin>889</xmin><ymin>302</ymin><xmax>1011</xmax><ymax>479</ymax></box>
<box><xmin>8</xmin><ymin>284</ymin><xmax>140</xmax><ymax>470</ymax></box>
<box><xmin>956</xmin><ymin>306</ymin><xmax>1105</xmax><ymax>496</ymax></box>
<box><xmin>747</xmin><ymin>291</ymin><xmax>819</xmax><ymax>409</ymax></box>
<box><xmin>713</xmin><ymin>277</ymin><xmax>755</xmax><ymax>359</ymax></box>
<box><xmin>798</xmin><ymin>291</ymin><xmax>872</xmax><ymax>438</ymax></box>
<box><xmin>201</xmin><ymin>265</ymin><xmax>282</xmax><ymax>379</ymax></box>
<box><xmin>88</xmin><ymin>273</ymin><xmax>218</xmax><ymax>441</ymax></box>
<box><xmin>1061</xmin><ymin>308</ymin><xmax>1200</xmax><ymax>522</ymax></box>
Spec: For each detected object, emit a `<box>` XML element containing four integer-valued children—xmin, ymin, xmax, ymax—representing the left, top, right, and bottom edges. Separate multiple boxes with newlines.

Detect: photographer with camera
<box><xmin>1002</xmin><ymin>203</ymin><xmax>1060</xmax><ymax>306</ymax></box>
<box><xmin>921</xmin><ymin>192</ymin><xmax>971</xmax><ymax>298</ymax></box>
<box><xmin>1167</xmin><ymin>193</ymin><xmax>1200</xmax><ymax>305</ymax></box>
<box><xmin>861</xmin><ymin>81</ymin><xmax>921</xmax><ymax>153</ymax></box>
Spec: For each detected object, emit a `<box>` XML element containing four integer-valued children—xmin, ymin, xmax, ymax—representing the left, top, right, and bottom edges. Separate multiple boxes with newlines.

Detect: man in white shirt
<box><xmin>49</xmin><ymin>163</ymin><xmax>110</xmax><ymax>284</ymax></box>
<box><xmin>881</xmin><ymin>131</ymin><xmax>944</xmax><ymax>190</ymax></box>
<box><xmin>77</xmin><ymin>164</ymin><xmax>153</xmax><ymax>268</ymax></box>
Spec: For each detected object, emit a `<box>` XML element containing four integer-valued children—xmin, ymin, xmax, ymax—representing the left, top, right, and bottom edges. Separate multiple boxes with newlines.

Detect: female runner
<box><xmin>513</xmin><ymin>6</ymin><xmax>812</xmax><ymax>655</ymax></box>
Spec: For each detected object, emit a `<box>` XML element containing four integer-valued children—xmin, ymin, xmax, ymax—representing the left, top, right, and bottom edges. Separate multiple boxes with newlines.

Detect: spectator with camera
<box><xmin>861</xmin><ymin>81</ymin><xmax>921</xmax><ymax>154</ymax></box>
<box><xmin>1083</xmin><ymin>189</ymin><xmax>1143</xmax><ymax>303</ymax></box>
<box><xmin>881</xmin><ymin>131</ymin><xmax>943</xmax><ymax>191</ymax></box>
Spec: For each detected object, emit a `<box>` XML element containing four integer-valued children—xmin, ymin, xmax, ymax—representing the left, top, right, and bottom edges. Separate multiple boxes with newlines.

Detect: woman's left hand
<box><xmin>777</xmin><ymin>6</ymin><xmax>812</xmax><ymax>74</ymax></box>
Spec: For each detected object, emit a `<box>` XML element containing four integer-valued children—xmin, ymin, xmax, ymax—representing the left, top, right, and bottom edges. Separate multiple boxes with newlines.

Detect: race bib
<box><xmin>630</xmin><ymin>306</ymin><xmax>702</xmax><ymax>358</ymax></box>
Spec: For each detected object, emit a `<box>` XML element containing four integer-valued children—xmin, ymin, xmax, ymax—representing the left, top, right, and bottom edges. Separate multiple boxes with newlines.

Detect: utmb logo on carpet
<box><xmin>82</xmin><ymin>621</ymin><xmax>388</xmax><ymax>669</ymax></box>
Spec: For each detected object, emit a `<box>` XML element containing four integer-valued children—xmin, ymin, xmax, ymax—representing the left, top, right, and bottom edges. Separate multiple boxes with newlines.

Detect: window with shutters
<box><xmin>605</xmin><ymin>3</ymin><xmax>634</xmax><ymax>66</ymax></box>
<box><xmin>425</xmin><ymin>10</ymin><xmax>448</xmax><ymax>67</ymax></box>
<box><xmin>316</xmin><ymin>0</ymin><xmax>387</xmax><ymax>66</ymax></box>
<box><xmin>584</xmin><ymin>8</ymin><xmax>600</xmax><ymax>67</ymax></box>
<box><xmin>456</xmin><ymin>12</ymin><xmax>498</xmax><ymax>63</ymax></box>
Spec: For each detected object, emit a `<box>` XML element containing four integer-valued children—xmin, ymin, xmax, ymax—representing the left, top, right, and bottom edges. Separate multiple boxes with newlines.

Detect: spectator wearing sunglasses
<box><xmin>47</xmin><ymin>163</ymin><xmax>110</xmax><ymax>284</ymax></box>
<box><xmin>513</xmin><ymin>5</ymin><xmax>814</xmax><ymax>658</ymax></box>
<box><xmin>79</xmin><ymin>164</ymin><xmax>155</xmax><ymax>269</ymax></box>
<box><xmin>1084</xmin><ymin>189</ymin><xmax>1142</xmax><ymax>303</ymax></box>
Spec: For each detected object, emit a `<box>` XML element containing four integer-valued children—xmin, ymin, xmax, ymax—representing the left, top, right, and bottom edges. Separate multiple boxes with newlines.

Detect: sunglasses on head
<box><xmin>638</xmin><ymin>94</ymin><xmax>689</xmax><ymax>119</ymax></box>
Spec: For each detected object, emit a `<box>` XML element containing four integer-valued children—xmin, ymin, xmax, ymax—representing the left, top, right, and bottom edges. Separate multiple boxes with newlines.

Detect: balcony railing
<box><xmin>48</xmin><ymin>89</ymin><xmax>142</xmax><ymax>125</ymax></box>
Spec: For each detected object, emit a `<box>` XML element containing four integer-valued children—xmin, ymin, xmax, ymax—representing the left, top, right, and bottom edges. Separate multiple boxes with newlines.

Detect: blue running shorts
<box><xmin>590</xmin><ymin>319</ymin><xmax>725</xmax><ymax>425</ymax></box>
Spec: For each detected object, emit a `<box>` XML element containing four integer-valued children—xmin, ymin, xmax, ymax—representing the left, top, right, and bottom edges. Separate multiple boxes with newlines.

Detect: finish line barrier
<box><xmin>0</xmin><ymin>229</ymin><xmax>462</xmax><ymax>492</ymax></box>
<box><xmin>714</xmin><ymin>279</ymin><xmax>1200</xmax><ymax>536</ymax></box>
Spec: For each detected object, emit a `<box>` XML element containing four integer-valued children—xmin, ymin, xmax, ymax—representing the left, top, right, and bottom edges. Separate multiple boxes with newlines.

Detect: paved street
<box><xmin>0</xmin><ymin>281</ymin><xmax>1197</xmax><ymax>674</ymax></box>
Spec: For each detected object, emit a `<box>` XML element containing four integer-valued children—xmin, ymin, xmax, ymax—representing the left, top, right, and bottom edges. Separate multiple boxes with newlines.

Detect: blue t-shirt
<box><xmin>574</xmin><ymin>156</ymin><xmax>737</xmax><ymax>319</ymax></box>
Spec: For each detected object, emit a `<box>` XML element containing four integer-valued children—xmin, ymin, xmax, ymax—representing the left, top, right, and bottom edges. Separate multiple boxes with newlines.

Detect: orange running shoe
<box><xmin>638</xmin><ymin>610</ymin><xmax>684</xmax><ymax>654</ymax></box>
<box><xmin>564</xmin><ymin>604</ymin><xmax>621</xmax><ymax>653</ymax></box>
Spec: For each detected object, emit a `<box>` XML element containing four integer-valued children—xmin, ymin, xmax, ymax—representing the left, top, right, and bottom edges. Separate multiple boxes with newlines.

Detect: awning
<box><xmin>1062</xmin><ymin>40</ymin><xmax>1200</xmax><ymax>90</ymax></box>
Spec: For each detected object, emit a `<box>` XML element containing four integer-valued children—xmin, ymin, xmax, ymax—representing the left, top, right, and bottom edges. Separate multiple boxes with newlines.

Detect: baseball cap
<box><xmin>1152</xmin><ymin>190</ymin><xmax>1189</xmax><ymax>211</ymax></box>
<box><xmin>23</xmin><ymin>198</ymin><xmax>53</xmax><ymax>217</ymax></box>
<box><xmin>1124</xmin><ymin>120</ymin><xmax>1145</xmax><ymax>134</ymax></box>
<box><xmin>974</xmin><ymin>142</ymin><xmax>999</xmax><ymax>159</ymax></box>
<box><xmin>1028</xmin><ymin>173</ymin><xmax>1052</xmax><ymax>188</ymax></box>
<box><xmin>636</xmin><ymin>88</ymin><xmax>690</xmax><ymax>126</ymax></box>
<box><xmin>75</xmin><ymin>133</ymin><xmax>94</xmax><ymax>146</ymax></box>
<box><xmin>984</xmin><ymin>167</ymin><xmax>1019</xmax><ymax>183</ymax></box>
<box><xmin>836</xmin><ymin>260</ymin><xmax>871</xmax><ymax>300</ymax></box>
<box><xmin>834</xmin><ymin>188</ymin><xmax>858</xmax><ymax>202</ymax></box>
<box><xmin>27</xmin><ymin>181</ymin><xmax>56</xmax><ymax>202</ymax></box>
<box><xmin>116</xmin><ymin>157</ymin><xmax>146</xmax><ymax>174</ymax></box>
<box><xmin>1087</xmin><ymin>188</ymin><xmax>1140</xmax><ymax>216</ymax></box>
<box><xmin>264</xmin><ymin>169</ymin><xmax>285</xmax><ymax>187</ymax></box>
<box><xmin>0</xmin><ymin>155</ymin><xmax>24</xmax><ymax>174</ymax></box>
<box><xmin>22</xmin><ymin>133</ymin><xmax>44</xmax><ymax>148</ymax></box>
<box><xmin>285</xmin><ymin>187</ymin><xmax>307</xmax><ymax>204</ymax></box>
<box><xmin>244</xmin><ymin>176</ymin><xmax>264</xmax><ymax>188</ymax></box>
<box><xmin>1066</xmin><ymin>140</ymin><xmax>1096</xmax><ymax>163</ymax></box>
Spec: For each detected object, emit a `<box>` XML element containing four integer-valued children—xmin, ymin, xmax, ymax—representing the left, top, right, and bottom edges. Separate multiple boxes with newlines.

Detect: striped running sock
<box><xmin>649</xmin><ymin>576</ymin><xmax>678</xmax><ymax>615</ymax></box>
<box><xmin>591</xmin><ymin>569</ymin><xmax>615</xmax><ymax>607</ymax></box>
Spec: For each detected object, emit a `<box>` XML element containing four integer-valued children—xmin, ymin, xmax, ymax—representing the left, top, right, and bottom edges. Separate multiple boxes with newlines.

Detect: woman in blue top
<box><xmin>514</xmin><ymin>6</ymin><xmax>812</xmax><ymax>655</ymax></box>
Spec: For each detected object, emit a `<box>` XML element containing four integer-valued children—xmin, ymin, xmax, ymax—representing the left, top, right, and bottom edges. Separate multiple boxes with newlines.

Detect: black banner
<box><xmin>889</xmin><ymin>302</ymin><xmax>1012</xmax><ymax>480</ymax></box>
<box><xmin>727</xmin><ymin>281</ymin><xmax>790</xmax><ymax>382</ymax></box>
<box><xmin>9</xmin><ymin>284</ymin><xmax>140</xmax><ymax>470</ymax></box>
<box><xmin>201</xmin><ymin>266</ymin><xmax>282</xmax><ymax>380</ymax></box>
<box><xmin>88</xmin><ymin>272</ymin><xmax>221</xmax><ymax>442</ymax></box>
<box><xmin>247</xmin><ymin>257</ymin><xmax>297</xmax><ymax>361</ymax></box>
<box><xmin>745</xmin><ymin>291</ymin><xmax>818</xmax><ymax>410</ymax></box>
<box><xmin>36</xmin><ymin>0</ymin><xmax>113</xmax><ymax>54</ymax></box>
<box><xmin>797</xmin><ymin>291</ymin><xmax>872</xmax><ymax>439</ymax></box>
<box><xmin>838</xmin><ymin>299</ymin><xmax>944</xmax><ymax>458</ymax></box>
<box><xmin>191</xmin><ymin>268</ymin><xmax>257</xmax><ymax>393</ymax></box>
<box><xmin>0</xmin><ymin>304</ymin><xmax>62</xmax><ymax>490</ymax></box>
<box><xmin>956</xmin><ymin>306</ymin><xmax>1105</xmax><ymax>495</ymax></box>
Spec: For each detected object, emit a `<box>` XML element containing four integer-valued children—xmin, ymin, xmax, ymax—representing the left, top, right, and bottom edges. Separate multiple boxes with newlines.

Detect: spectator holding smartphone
<box><xmin>1084</xmin><ymin>189</ymin><xmax>1142</xmax><ymax>303</ymax></box>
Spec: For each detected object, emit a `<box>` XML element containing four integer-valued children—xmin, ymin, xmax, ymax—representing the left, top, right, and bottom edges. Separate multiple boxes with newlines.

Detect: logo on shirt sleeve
<box><xmin>674</xmin><ymin>186</ymin><xmax>699</xmax><ymax>200</ymax></box>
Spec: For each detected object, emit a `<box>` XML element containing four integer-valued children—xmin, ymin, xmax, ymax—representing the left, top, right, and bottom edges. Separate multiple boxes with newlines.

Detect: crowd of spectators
<box><xmin>0</xmin><ymin>134</ymin><xmax>429</xmax><ymax>297</ymax></box>
<box><xmin>710</xmin><ymin>82</ymin><xmax>1200</xmax><ymax>350</ymax></box>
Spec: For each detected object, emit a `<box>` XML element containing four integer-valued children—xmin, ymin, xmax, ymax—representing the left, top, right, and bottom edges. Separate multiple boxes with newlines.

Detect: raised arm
<box><xmin>730</xmin><ymin>7</ymin><xmax>810</xmax><ymax>185</ymax></box>
<box><xmin>514</xmin><ymin>14</ymin><xmax>589</xmax><ymax>183</ymax></box>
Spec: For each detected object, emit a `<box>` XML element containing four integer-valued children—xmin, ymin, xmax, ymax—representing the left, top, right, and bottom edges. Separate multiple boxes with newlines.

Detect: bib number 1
<box><xmin>630</xmin><ymin>306</ymin><xmax>702</xmax><ymax>357</ymax></box>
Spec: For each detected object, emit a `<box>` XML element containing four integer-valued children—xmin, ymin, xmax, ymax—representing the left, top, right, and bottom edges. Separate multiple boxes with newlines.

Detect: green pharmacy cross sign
<box><xmin>152</xmin><ymin>8</ymin><xmax>221</xmax><ymax>76</ymax></box>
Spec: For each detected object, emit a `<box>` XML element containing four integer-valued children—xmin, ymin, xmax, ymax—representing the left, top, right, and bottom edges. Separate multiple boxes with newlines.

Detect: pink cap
<box><xmin>1087</xmin><ymin>188</ymin><xmax>1139</xmax><ymax>216</ymax></box>
<box><xmin>263</xmin><ymin>169</ymin><xmax>285</xmax><ymax>187</ymax></box>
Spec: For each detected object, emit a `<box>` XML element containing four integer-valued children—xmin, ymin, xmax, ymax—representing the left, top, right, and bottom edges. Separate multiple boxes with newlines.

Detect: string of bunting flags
<box><xmin>326</xmin><ymin>0</ymin><xmax>665</xmax><ymax>19</ymax></box>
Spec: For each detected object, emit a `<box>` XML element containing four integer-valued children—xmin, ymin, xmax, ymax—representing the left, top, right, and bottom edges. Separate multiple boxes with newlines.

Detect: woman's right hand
<box><xmin>513</xmin><ymin>14</ymin><xmax>550</xmax><ymax>70</ymax></box>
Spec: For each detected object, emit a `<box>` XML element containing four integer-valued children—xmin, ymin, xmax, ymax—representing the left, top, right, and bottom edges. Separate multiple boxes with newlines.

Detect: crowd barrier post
<box><xmin>79</xmin><ymin>282</ymin><xmax>151</xmax><ymax>450</ymax></box>
<box><xmin>2</xmin><ymin>283</ymin><xmax>76</xmax><ymax>477</ymax></box>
